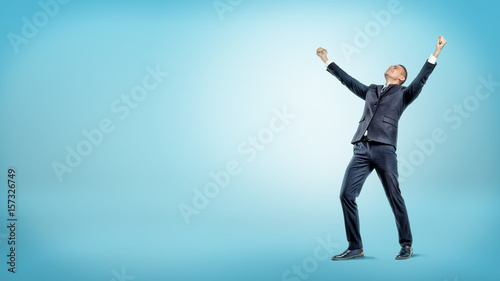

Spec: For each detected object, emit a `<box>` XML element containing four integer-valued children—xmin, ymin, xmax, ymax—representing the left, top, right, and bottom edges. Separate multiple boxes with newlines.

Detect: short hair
<box><xmin>399</xmin><ymin>64</ymin><xmax>408</xmax><ymax>85</ymax></box>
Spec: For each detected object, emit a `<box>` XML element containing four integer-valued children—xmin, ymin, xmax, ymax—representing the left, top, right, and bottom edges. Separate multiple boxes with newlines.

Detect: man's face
<box><xmin>384</xmin><ymin>65</ymin><xmax>406</xmax><ymax>85</ymax></box>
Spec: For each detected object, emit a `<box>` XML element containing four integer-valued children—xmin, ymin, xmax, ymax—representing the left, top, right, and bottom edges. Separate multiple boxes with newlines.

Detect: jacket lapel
<box><xmin>378</xmin><ymin>84</ymin><xmax>395</xmax><ymax>99</ymax></box>
<box><xmin>376</xmin><ymin>85</ymin><xmax>383</xmax><ymax>98</ymax></box>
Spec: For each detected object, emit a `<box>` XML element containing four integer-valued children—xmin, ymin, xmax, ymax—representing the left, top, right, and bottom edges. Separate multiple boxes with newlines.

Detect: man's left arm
<box><xmin>403</xmin><ymin>35</ymin><xmax>447</xmax><ymax>107</ymax></box>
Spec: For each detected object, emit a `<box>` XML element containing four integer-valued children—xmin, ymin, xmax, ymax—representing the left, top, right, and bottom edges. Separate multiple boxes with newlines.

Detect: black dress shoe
<box><xmin>332</xmin><ymin>248</ymin><xmax>364</xmax><ymax>260</ymax></box>
<box><xmin>395</xmin><ymin>245</ymin><xmax>414</xmax><ymax>260</ymax></box>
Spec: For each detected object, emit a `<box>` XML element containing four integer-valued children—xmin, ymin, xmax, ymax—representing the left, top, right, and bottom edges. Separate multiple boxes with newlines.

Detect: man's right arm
<box><xmin>317</xmin><ymin>47</ymin><xmax>369</xmax><ymax>100</ymax></box>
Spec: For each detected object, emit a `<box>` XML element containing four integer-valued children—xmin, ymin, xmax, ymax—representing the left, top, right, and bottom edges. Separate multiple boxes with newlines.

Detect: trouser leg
<box><xmin>372</xmin><ymin>144</ymin><xmax>413</xmax><ymax>247</ymax></box>
<box><xmin>339</xmin><ymin>142</ymin><xmax>373</xmax><ymax>250</ymax></box>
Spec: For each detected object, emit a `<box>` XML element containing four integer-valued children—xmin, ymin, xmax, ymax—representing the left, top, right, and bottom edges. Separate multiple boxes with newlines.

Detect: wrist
<box><xmin>321</xmin><ymin>57</ymin><xmax>328</xmax><ymax>63</ymax></box>
<box><xmin>433</xmin><ymin>49</ymin><xmax>441</xmax><ymax>58</ymax></box>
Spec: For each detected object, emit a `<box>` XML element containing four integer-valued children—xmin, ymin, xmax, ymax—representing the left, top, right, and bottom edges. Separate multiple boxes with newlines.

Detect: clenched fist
<box><xmin>436</xmin><ymin>35</ymin><xmax>447</xmax><ymax>51</ymax></box>
<box><xmin>433</xmin><ymin>35</ymin><xmax>447</xmax><ymax>58</ymax></box>
<box><xmin>316</xmin><ymin>47</ymin><xmax>328</xmax><ymax>63</ymax></box>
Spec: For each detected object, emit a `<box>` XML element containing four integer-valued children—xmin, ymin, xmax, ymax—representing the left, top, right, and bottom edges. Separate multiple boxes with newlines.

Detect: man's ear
<box><xmin>399</xmin><ymin>76</ymin><xmax>406</xmax><ymax>85</ymax></box>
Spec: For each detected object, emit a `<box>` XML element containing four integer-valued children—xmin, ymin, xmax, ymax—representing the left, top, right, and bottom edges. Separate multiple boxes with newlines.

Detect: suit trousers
<box><xmin>340</xmin><ymin>140</ymin><xmax>412</xmax><ymax>250</ymax></box>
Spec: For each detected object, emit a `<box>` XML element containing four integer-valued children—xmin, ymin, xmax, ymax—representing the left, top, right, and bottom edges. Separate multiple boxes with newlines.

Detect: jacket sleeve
<box><xmin>402</xmin><ymin>60</ymin><xmax>437</xmax><ymax>107</ymax></box>
<box><xmin>326</xmin><ymin>61</ymin><xmax>369</xmax><ymax>100</ymax></box>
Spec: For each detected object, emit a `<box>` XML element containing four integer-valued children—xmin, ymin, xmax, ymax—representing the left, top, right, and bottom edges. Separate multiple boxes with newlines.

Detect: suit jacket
<box><xmin>326</xmin><ymin>60</ymin><xmax>436</xmax><ymax>149</ymax></box>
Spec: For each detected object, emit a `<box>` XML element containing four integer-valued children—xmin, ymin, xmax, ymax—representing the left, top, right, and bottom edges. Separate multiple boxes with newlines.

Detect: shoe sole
<box><xmin>332</xmin><ymin>253</ymin><xmax>364</xmax><ymax>261</ymax></box>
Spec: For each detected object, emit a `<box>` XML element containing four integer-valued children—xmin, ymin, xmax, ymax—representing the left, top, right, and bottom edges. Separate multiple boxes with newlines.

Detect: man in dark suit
<box><xmin>316</xmin><ymin>35</ymin><xmax>447</xmax><ymax>260</ymax></box>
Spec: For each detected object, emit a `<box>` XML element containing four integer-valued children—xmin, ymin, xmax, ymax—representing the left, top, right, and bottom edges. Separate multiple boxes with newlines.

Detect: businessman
<box><xmin>317</xmin><ymin>35</ymin><xmax>446</xmax><ymax>260</ymax></box>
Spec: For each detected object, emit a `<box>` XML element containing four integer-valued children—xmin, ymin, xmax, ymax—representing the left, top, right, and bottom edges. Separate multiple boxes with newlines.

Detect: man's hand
<box><xmin>433</xmin><ymin>35</ymin><xmax>447</xmax><ymax>58</ymax></box>
<box><xmin>316</xmin><ymin>47</ymin><xmax>329</xmax><ymax>63</ymax></box>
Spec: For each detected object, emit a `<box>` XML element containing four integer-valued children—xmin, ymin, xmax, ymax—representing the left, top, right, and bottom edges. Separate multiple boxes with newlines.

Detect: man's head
<box><xmin>384</xmin><ymin>64</ymin><xmax>407</xmax><ymax>85</ymax></box>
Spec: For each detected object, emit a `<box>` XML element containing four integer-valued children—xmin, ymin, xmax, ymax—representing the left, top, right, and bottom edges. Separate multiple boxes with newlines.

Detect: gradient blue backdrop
<box><xmin>1</xmin><ymin>0</ymin><xmax>499</xmax><ymax>280</ymax></box>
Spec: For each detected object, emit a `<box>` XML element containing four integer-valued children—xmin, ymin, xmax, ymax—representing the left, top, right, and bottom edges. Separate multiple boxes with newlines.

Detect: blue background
<box><xmin>0</xmin><ymin>0</ymin><xmax>499</xmax><ymax>280</ymax></box>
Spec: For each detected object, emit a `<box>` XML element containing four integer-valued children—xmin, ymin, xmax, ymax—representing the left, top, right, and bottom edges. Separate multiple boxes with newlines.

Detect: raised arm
<box><xmin>402</xmin><ymin>35</ymin><xmax>447</xmax><ymax>107</ymax></box>
<box><xmin>317</xmin><ymin>47</ymin><xmax>369</xmax><ymax>100</ymax></box>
